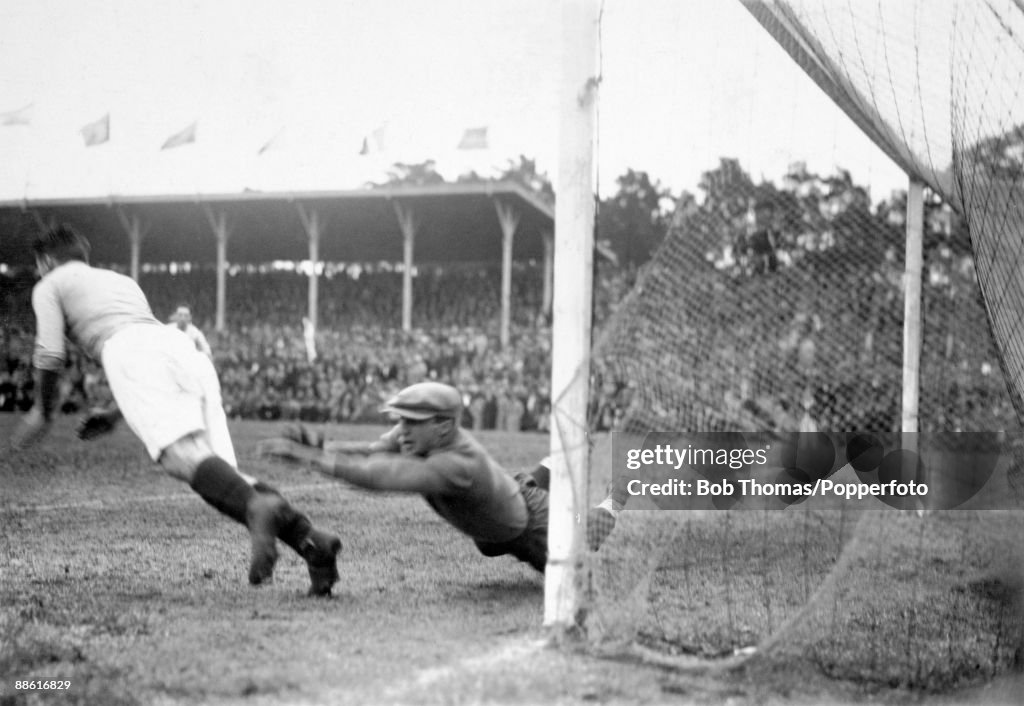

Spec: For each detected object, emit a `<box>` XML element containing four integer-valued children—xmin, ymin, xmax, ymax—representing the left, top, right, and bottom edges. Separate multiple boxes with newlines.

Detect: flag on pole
<box><xmin>1</xmin><ymin>103</ymin><xmax>33</xmax><ymax>126</ymax></box>
<box><xmin>358</xmin><ymin>124</ymin><xmax>387</xmax><ymax>155</ymax></box>
<box><xmin>257</xmin><ymin>127</ymin><xmax>285</xmax><ymax>155</ymax></box>
<box><xmin>161</xmin><ymin>121</ymin><xmax>197</xmax><ymax>149</ymax></box>
<box><xmin>79</xmin><ymin>113</ymin><xmax>110</xmax><ymax>146</ymax></box>
<box><xmin>457</xmin><ymin>126</ymin><xmax>488</xmax><ymax>150</ymax></box>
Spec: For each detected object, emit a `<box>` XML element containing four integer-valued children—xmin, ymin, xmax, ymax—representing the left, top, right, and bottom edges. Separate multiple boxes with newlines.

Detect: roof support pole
<box><xmin>541</xmin><ymin>228</ymin><xmax>554</xmax><ymax>319</ymax></box>
<box><xmin>296</xmin><ymin>203</ymin><xmax>323</xmax><ymax>331</ymax></box>
<box><xmin>115</xmin><ymin>208</ymin><xmax>149</xmax><ymax>282</ymax></box>
<box><xmin>494</xmin><ymin>198</ymin><xmax>521</xmax><ymax>349</ymax></box>
<box><xmin>393</xmin><ymin>200</ymin><xmax>417</xmax><ymax>332</ymax></box>
<box><xmin>202</xmin><ymin>205</ymin><xmax>231</xmax><ymax>333</ymax></box>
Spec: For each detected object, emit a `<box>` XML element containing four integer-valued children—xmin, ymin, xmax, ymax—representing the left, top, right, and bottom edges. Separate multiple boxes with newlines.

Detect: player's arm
<box><xmin>195</xmin><ymin>328</ymin><xmax>214</xmax><ymax>361</ymax></box>
<box><xmin>324</xmin><ymin>424</ymin><xmax>401</xmax><ymax>455</ymax></box>
<box><xmin>316</xmin><ymin>452</ymin><xmax>458</xmax><ymax>494</ymax></box>
<box><xmin>282</xmin><ymin>422</ymin><xmax>401</xmax><ymax>455</ymax></box>
<box><xmin>259</xmin><ymin>437</ymin><xmax>463</xmax><ymax>494</ymax></box>
<box><xmin>76</xmin><ymin>403</ymin><xmax>123</xmax><ymax>441</ymax></box>
<box><xmin>11</xmin><ymin>368</ymin><xmax>61</xmax><ymax>450</ymax></box>
<box><xmin>12</xmin><ymin>283</ymin><xmax>66</xmax><ymax>449</ymax></box>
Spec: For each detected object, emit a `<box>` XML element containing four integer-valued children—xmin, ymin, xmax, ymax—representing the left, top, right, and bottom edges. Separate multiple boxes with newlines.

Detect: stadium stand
<box><xmin>1</xmin><ymin>261</ymin><xmax>636</xmax><ymax>431</ymax></box>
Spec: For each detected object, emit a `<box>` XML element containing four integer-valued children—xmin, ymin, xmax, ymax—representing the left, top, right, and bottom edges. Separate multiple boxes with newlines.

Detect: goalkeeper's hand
<box><xmin>258</xmin><ymin>437</ymin><xmax>322</xmax><ymax>467</ymax></box>
<box><xmin>281</xmin><ymin>423</ymin><xmax>324</xmax><ymax>449</ymax></box>
<box><xmin>76</xmin><ymin>407</ymin><xmax>122</xmax><ymax>441</ymax></box>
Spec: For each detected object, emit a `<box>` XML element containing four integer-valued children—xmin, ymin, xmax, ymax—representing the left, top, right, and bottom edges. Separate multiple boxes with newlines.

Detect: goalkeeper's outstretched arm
<box><xmin>258</xmin><ymin>434</ymin><xmax>453</xmax><ymax>495</ymax></box>
<box><xmin>283</xmin><ymin>423</ymin><xmax>401</xmax><ymax>455</ymax></box>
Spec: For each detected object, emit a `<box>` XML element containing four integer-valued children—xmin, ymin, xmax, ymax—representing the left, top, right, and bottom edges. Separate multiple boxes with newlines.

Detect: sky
<box><xmin>0</xmin><ymin>0</ymin><xmax>911</xmax><ymax>204</ymax></box>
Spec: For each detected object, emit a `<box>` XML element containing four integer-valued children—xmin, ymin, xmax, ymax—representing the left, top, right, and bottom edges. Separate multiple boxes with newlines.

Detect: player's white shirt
<box><xmin>168</xmin><ymin>322</ymin><xmax>213</xmax><ymax>360</ymax></box>
<box><xmin>32</xmin><ymin>260</ymin><xmax>160</xmax><ymax>370</ymax></box>
<box><xmin>31</xmin><ymin>259</ymin><xmax>235</xmax><ymax>465</ymax></box>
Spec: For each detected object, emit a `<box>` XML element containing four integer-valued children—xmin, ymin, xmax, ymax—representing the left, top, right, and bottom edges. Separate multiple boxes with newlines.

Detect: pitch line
<box><xmin>368</xmin><ymin>637</ymin><xmax>548</xmax><ymax>703</ymax></box>
<box><xmin>410</xmin><ymin>638</ymin><xmax>548</xmax><ymax>688</ymax></box>
<box><xmin>6</xmin><ymin>481</ymin><xmax>344</xmax><ymax>514</ymax></box>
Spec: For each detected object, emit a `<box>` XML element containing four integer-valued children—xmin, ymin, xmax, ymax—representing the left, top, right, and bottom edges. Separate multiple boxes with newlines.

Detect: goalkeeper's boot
<box><xmin>587</xmin><ymin>507</ymin><xmax>617</xmax><ymax>551</ymax></box>
<box><xmin>587</xmin><ymin>484</ymin><xmax>623</xmax><ymax>551</ymax></box>
<box><xmin>253</xmin><ymin>482</ymin><xmax>342</xmax><ymax>597</ymax></box>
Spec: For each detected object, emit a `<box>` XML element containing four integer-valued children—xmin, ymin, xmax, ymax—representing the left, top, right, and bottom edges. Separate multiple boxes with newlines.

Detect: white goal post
<box><xmin>545</xmin><ymin>0</ymin><xmax>600</xmax><ymax>629</ymax></box>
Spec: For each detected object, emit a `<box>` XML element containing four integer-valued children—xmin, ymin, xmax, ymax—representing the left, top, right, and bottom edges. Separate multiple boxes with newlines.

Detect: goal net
<box><xmin>559</xmin><ymin>0</ymin><xmax>1024</xmax><ymax>692</ymax></box>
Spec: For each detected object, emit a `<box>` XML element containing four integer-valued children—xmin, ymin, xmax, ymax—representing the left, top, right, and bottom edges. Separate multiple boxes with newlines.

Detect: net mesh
<box><xmin>563</xmin><ymin>0</ymin><xmax>1024</xmax><ymax>693</ymax></box>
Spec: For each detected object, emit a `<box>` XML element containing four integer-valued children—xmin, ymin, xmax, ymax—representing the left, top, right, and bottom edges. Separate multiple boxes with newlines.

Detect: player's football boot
<box><xmin>245</xmin><ymin>491</ymin><xmax>284</xmax><ymax>585</ymax></box>
<box><xmin>250</xmin><ymin>482</ymin><xmax>342</xmax><ymax>596</ymax></box>
<box><xmin>297</xmin><ymin>529</ymin><xmax>343</xmax><ymax>597</ymax></box>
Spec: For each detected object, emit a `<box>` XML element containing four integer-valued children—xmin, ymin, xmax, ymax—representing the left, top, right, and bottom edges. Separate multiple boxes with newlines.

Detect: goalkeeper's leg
<box><xmin>588</xmin><ymin>486</ymin><xmax>623</xmax><ymax>551</ymax></box>
<box><xmin>527</xmin><ymin>456</ymin><xmax>621</xmax><ymax>552</ymax></box>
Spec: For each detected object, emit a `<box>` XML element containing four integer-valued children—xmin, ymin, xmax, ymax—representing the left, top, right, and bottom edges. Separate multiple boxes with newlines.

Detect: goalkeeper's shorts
<box><xmin>474</xmin><ymin>473</ymin><xmax>548</xmax><ymax>573</ymax></box>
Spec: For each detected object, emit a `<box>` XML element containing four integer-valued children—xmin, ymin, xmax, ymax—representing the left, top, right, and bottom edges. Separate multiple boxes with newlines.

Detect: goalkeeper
<box><xmin>259</xmin><ymin>381</ymin><xmax>612</xmax><ymax>573</ymax></box>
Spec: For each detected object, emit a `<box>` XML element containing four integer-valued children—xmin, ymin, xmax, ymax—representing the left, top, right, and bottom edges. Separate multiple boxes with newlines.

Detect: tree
<box><xmin>377</xmin><ymin>160</ymin><xmax>446</xmax><ymax>187</ymax></box>
<box><xmin>962</xmin><ymin>123</ymin><xmax>1024</xmax><ymax>181</ymax></box>
<box><xmin>497</xmin><ymin>155</ymin><xmax>554</xmax><ymax>204</ymax></box>
<box><xmin>698</xmin><ymin>158</ymin><xmax>755</xmax><ymax>222</ymax></box>
<box><xmin>688</xmin><ymin>158</ymin><xmax>757</xmax><ymax>271</ymax></box>
<box><xmin>597</xmin><ymin>169</ymin><xmax>672</xmax><ymax>265</ymax></box>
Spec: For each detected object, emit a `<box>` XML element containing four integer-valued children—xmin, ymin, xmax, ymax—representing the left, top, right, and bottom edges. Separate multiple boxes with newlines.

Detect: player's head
<box><xmin>33</xmin><ymin>223</ymin><xmax>91</xmax><ymax>274</ymax></box>
<box><xmin>381</xmin><ymin>382</ymin><xmax>462</xmax><ymax>455</ymax></box>
<box><xmin>172</xmin><ymin>305</ymin><xmax>193</xmax><ymax>329</ymax></box>
<box><xmin>753</xmin><ymin>198</ymin><xmax>775</xmax><ymax>226</ymax></box>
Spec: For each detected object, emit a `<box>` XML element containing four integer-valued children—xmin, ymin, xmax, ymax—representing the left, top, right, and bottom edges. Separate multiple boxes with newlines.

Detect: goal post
<box><xmin>544</xmin><ymin>0</ymin><xmax>600</xmax><ymax>630</ymax></box>
<box><xmin>902</xmin><ymin>178</ymin><xmax>924</xmax><ymax>437</ymax></box>
<box><xmin>544</xmin><ymin>0</ymin><xmax>1024</xmax><ymax>690</ymax></box>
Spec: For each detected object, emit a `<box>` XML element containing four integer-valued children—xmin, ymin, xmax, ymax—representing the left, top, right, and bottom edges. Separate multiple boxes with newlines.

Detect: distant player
<box><xmin>259</xmin><ymin>381</ymin><xmax>614</xmax><ymax>573</ymax></box>
<box><xmin>168</xmin><ymin>304</ymin><xmax>213</xmax><ymax>360</ymax></box>
<box><xmin>10</xmin><ymin>224</ymin><xmax>342</xmax><ymax>596</ymax></box>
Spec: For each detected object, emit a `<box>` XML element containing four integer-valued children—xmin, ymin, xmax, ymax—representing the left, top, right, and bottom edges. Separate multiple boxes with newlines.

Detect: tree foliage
<box><xmin>597</xmin><ymin>169</ymin><xmax>672</xmax><ymax>265</ymax></box>
<box><xmin>379</xmin><ymin>160</ymin><xmax>446</xmax><ymax>187</ymax></box>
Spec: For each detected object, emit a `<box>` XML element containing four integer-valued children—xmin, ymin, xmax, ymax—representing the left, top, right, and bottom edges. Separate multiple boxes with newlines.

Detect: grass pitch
<box><xmin>2</xmin><ymin>416</ymin><xmax>1023</xmax><ymax>705</ymax></box>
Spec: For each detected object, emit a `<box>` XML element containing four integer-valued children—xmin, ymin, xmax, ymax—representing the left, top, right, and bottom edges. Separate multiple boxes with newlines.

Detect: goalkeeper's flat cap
<box><xmin>382</xmin><ymin>382</ymin><xmax>462</xmax><ymax>420</ymax></box>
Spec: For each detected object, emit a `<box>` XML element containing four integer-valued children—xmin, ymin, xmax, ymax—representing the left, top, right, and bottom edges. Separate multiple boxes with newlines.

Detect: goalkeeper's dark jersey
<box><xmin>419</xmin><ymin>429</ymin><xmax>529</xmax><ymax>544</ymax></box>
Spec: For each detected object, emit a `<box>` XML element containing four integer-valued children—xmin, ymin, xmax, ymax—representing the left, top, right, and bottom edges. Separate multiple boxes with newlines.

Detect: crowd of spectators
<box><xmin>1</xmin><ymin>262</ymin><xmax>636</xmax><ymax>432</ymax></box>
<box><xmin>4</xmin><ymin>253</ymin><xmax>1014</xmax><ymax>435</ymax></box>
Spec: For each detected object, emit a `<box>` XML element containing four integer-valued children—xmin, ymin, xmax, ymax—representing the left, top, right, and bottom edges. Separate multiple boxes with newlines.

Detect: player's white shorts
<box><xmin>101</xmin><ymin>323</ymin><xmax>236</xmax><ymax>466</ymax></box>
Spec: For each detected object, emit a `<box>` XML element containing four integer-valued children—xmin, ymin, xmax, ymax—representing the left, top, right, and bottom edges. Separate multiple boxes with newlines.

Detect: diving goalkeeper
<box><xmin>259</xmin><ymin>381</ymin><xmax>613</xmax><ymax>573</ymax></box>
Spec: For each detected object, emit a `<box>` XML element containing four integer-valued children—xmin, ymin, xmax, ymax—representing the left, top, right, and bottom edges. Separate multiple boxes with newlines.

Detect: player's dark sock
<box><xmin>190</xmin><ymin>456</ymin><xmax>253</xmax><ymax>525</ymax></box>
<box><xmin>528</xmin><ymin>462</ymin><xmax>550</xmax><ymax>491</ymax></box>
<box><xmin>192</xmin><ymin>459</ymin><xmax>283</xmax><ymax>586</ymax></box>
<box><xmin>251</xmin><ymin>481</ymin><xmax>309</xmax><ymax>547</ymax></box>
